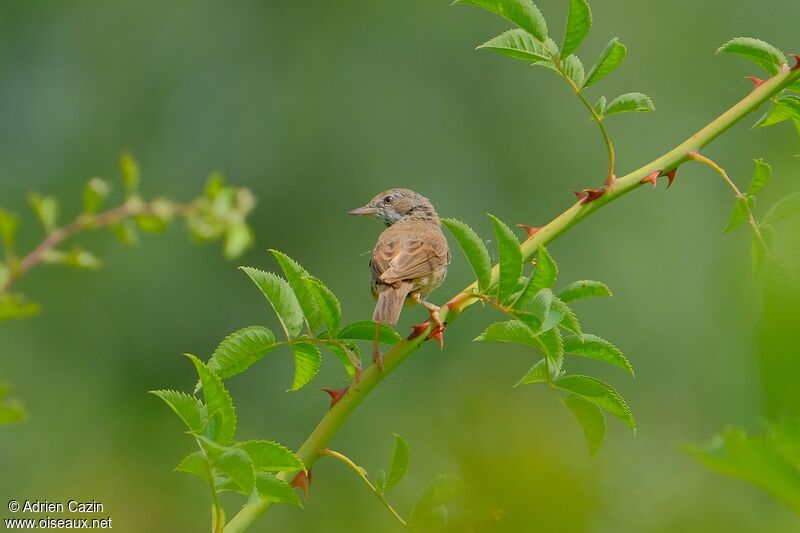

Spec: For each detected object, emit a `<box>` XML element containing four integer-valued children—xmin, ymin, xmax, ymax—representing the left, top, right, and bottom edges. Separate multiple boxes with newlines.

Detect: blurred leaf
<box><xmin>476</xmin><ymin>29</ymin><xmax>552</xmax><ymax>63</ymax></box>
<box><xmin>584</xmin><ymin>38</ymin><xmax>626</xmax><ymax>88</ymax></box>
<box><xmin>555</xmin><ymin>375</ymin><xmax>635</xmax><ymax>430</ymax></box>
<box><xmin>552</xmin><ymin>296</ymin><xmax>581</xmax><ymax>335</ymax></box>
<box><xmin>457</xmin><ymin>0</ymin><xmax>548</xmax><ymax>42</ymax></box>
<box><xmin>488</xmin><ymin>214</ymin><xmax>522</xmax><ymax>303</ymax></box>
<box><xmin>752</xmin><ymin>224</ymin><xmax>776</xmax><ymax>275</ymax></box>
<box><xmin>135</xmin><ymin>214</ymin><xmax>168</xmax><ymax>233</ymax></box>
<box><xmin>724</xmin><ymin>196</ymin><xmax>754</xmax><ymax>233</ymax></box>
<box><xmin>215</xmin><ymin>448</ymin><xmax>254</xmax><ymax>495</ymax></box>
<box><xmin>409</xmin><ymin>475</ymin><xmax>465</xmax><ymax>526</ymax></box>
<box><xmin>150</xmin><ymin>390</ymin><xmax>207</xmax><ymax>433</ymax></box>
<box><xmin>224</xmin><ymin>222</ymin><xmax>254</xmax><ymax>259</ymax></box>
<box><xmin>748</xmin><ymin>159</ymin><xmax>771</xmax><ymax>196</ymax></box>
<box><xmin>0</xmin><ymin>383</ymin><xmax>26</xmax><ymax>425</ymax></box>
<box><xmin>441</xmin><ymin>218</ymin><xmax>493</xmax><ymax>291</ymax></box>
<box><xmin>563</xmin><ymin>334</ymin><xmax>633</xmax><ymax>375</ymax></box>
<box><xmin>380</xmin><ymin>433</ymin><xmax>410</xmax><ymax>494</ymax></box>
<box><xmin>236</xmin><ymin>440</ymin><xmax>304</xmax><ymax>472</ymax></box>
<box><xmin>256</xmin><ymin>473</ymin><xmax>302</xmax><ymax>505</ymax></box>
<box><xmin>685</xmin><ymin>420</ymin><xmax>800</xmax><ymax>513</ymax></box>
<box><xmin>604</xmin><ymin>92</ymin><xmax>655</xmax><ymax>116</ymax></box>
<box><xmin>42</xmin><ymin>248</ymin><xmax>103</xmax><ymax>270</ymax></box>
<box><xmin>269</xmin><ymin>249</ymin><xmax>324</xmax><ymax>333</ymax></box>
<box><xmin>755</xmin><ymin>95</ymin><xmax>800</xmax><ymax>133</ymax></box>
<box><xmin>120</xmin><ymin>152</ymin><xmax>140</xmax><ymax>194</ymax></box>
<box><xmin>186</xmin><ymin>354</ymin><xmax>237</xmax><ymax>445</ymax></box>
<box><xmin>240</xmin><ymin>267</ymin><xmax>305</xmax><ymax>339</ymax></box>
<box><xmin>562</xmin><ymin>54</ymin><xmax>585</xmax><ymax>88</ymax></box>
<box><xmin>82</xmin><ymin>178</ymin><xmax>110</xmax><ymax>214</ymax></box>
<box><xmin>516</xmin><ymin>359</ymin><xmax>548</xmax><ymax>385</ymax></box>
<box><xmin>561</xmin><ymin>0</ymin><xmax>591</xmax><ymax>58</ymax></box>
<box><xmin>717</xmin><ymin>37</ymin><xmax>786</xmax><ymax>75</ymax></box>
<box><xmin>563</xmin><ymin>393</ymin><xmax>606</xmax><ymax>456</ymax></box>
<box><xmin>175</xmin><ymin>452</ymin><xmax>211</xmax><ymax>483</ymax></box>
<box><xmin>28</xmin><ymin>193</ymin><xmax>59</xmax><ymax>233</ymax></box>
<box><xmin>0</xmin><ymin>208</ymin><xmax>19</xmax><ymax>250</ymax></box>
<box><xmin>111</xmin><ymin>220</ymin><xmax>139</xmax><ymax>246</ymax></box>
<box><xmin>289</xmin><ymin>342</ymin><xmax>321</xmax><ymax>391</ymax></box>
<box><xmin>763</xmin><ymin>192</ymin><xmax>800</xmax><ymax>224</ymax></box>
<box><xmin>475</xmin><ymin>320</ymin><xmax>539</xmax><ymax>349</ymax></box>
<box><xmin>207</xmin><ymin>325</ymin><xmax>277</xmax><ymax>379</ymax></box>
<box><xmin>0</xmin><ymin>293</ymin><xmax>40</xmax><ymax>321</ymax></box>
<box><xmin>558</xmin><ymin>280</ymin><xmax>612</xmax><ymax>302</ymax></box>
<box><xmin>205</xmin><ymin>172</ymin><xmax>226</xmax><ymax>199</ymax></box>
<box><xmin>304</xmin><ymin>276</ymin><xmax>341</xmax><ymax>337</ymax></box>
<box><xmin>338</xmin><ymin>320</ymin><xmax>402</xmax><ymax>345</ymax></box>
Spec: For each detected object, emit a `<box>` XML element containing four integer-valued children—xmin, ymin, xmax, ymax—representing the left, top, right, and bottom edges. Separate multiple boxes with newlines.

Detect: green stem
<box><xmin>223</xmin><ymin>65</ymin><xmax>800</xmax><ymax>533</ymax></box>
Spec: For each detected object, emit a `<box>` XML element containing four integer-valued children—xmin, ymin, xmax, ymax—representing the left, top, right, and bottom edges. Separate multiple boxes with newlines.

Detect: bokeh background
<box><xmin>1</xmin><ymin>0</ymin><xmax>799</xmax><ymax>531</ymax></box>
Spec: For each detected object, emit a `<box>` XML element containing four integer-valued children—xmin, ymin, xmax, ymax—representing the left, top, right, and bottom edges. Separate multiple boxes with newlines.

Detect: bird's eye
<box><xmin>383</xmin><ymin>196</ymin><xmax>392</xmax><ymax>204</ymax></box>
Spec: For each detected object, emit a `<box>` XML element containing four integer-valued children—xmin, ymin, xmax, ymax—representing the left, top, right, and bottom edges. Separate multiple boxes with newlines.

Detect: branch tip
<box><xmin>321</xmin><ymin>386</ymin><xmax>349</xmax><ymax>408</ymax></box>
<box><xmin>407</xmin><ymin>321</ymin><xmax>431</xmax><ymax>340</ymax></box>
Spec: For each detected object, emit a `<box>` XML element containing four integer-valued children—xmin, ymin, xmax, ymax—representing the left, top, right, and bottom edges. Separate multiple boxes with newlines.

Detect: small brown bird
<box><xmin>349</xmin><ymin>188</ymin><xmax>450</xmax><ymax>369</ymax></box>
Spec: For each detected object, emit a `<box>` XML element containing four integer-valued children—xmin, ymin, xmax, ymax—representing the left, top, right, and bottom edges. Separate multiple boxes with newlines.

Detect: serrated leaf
<box><xmin>516</xmin><ymin>359</ymin><xmax>549</xmax><ymax>385</ymax></box>
<box><xmin>0</xmin><ymin>293</ymin><xmax>40</xmax><ymax>321</ymax></box>
<box><xmin>748</xmin><ymin>159</ymin><xmax>771</xmax><ymax>196</ymax></box>
<box><xmin>236</xmin><ymin>440</ymin><xmax>304</xmax><ymax>472</ymax></box>
<box><xmin>488</xmin><ymin>214</ymin><xmax>522</xmax><ymax>303</ymax></box>
<box><xmin>240</xmin><ymin>267</ymin><xmax>305</xmax><ymax>339</ymax></box>
<box><xmin>563</xmin><ymin>394</ymin><xmax>606</xmax><ymax>456</ymax></box>
<box><xmin>718</xmin><ymin>37</ymin><xmax>786</xmax><ymax>75</ymax></box>
<box><xmin>562</xmin><ymin>54</ymin><xmax>585</xmax><ymax>88</ymax></box>
<box><xmin>0</xmin><ymin>208</ymin><xmax>19</xmax><ymax>250</ymax></box>
<box><xmin>522</xmin><ymin>288</ymin><xmax>562</xmax><ymax>333</ymax></box>
<box><xmin>530</xmin><ymin>245</ymin><xmax>558</xmax><ymax>293</ymax></box>
<box><xmin>555</xmin><ymin>375</ymin><xmax>635</xmax><ymax>430</ymax></box>
<box><xmin>120</xmin><ymin>152</ymin><xmax>140</xmax><ymax>194</ymax></box>
<box><xmin>477</xmin><ymin>29</ymin><xmax>552</xmax><ymax>63</ymax></box>
<box><xmin>724</xmin><ymin>196</ymin><xmax>754</xmax><ymax>233</ymax></box>
<box><xmin>207</xmin><ymin>325</ymin><xmax>277</xmax><ymax>379</ymax></box>
<box><xmin>594</xmin><ymin>95</ymin><xmax>607</xmax><ymax>116</ymax></box>
<box><xmin>223</xmin><ymin>222</ymin><xmax>254</xmax><ymax>260</ymax></box>
<box><xmin>410</xmin><ymin>475</ymin><xmax>465</xmax><ymax>526</ymax></box>
<box><xmin>256</xmin><ymin>473</ymin><xmax>302</xmax><ymax>506</ymax></box>
<box><xmin>289</xmin><ymin>342</ymin><xmax>321</xmax><ymax>391</ymax></box>
<box><xmin>186</xmin><ymin>354</ymin><xmax>236</xmax><ymax>445</ymax></box>
<box><xmin>584</xmin><ymin>38</ymin><xmax>626</xmax><ymax>88</ymax></box>
<box><xmin>28</xmin><ymin>193</ymin><xmax>59</xmax><ymax>233</ymax></box>
<box><xmin>382</xmin><ymin>434</ymin><xmax>410</xmax><ymax>493</ymax></box>
<box><xmin>269</xmin><ymin>250</ymin><xmax>323</xmax><ymax>333</ymax></box>
<box><xmin>752</xmin><ymin>224</ymin><xmax>776</xmax><ymax>276</ymax></box>
<box><xmin>151</xmin><ymin>389</ymin><xmax>207</xmax><ymax>433</ymax></box>
<box><xmin>215</xmin><ymin>448</ymin><xmax>255</xmax><ymax>495</ymax></box>
<box><xmin>538</xmin><ymin>326</ymin><xmax>564</xmax><ymax>375</ymax></box>
<box><xmin>475</xmin><ymin>320</ymin><xmax>539</xmax><ymax>349</ymax></box>
<box><xmin>552</xmin><ymin>296</ymin><xmax>581</xmax><ymax>335</ymax></box>
<box><xmin>304</xmin><ymin>276</ymin><xmax>341</xmax><ymax>337</ymax></box>
<box><xmin>763</xmin><ymin>192</ymin><xmax>800</xmax><ymax>224</ymax></box>
<box><xmin>324</xmin><ymin>342</ymin><xmax>360</xmax><ymax>378</ymax></box>
<box><xmin>441</xmin><ymin>218</ymin><xmax>493</xmax><ymax>291</ymax></box>
<box><xmin>755</xmin><ymin>95</ymin><xmax>800</xmax><ymax>133</ymax></box>
<box><xmin>457</xmin><ymin>0</ymin><xmax>548</xmax><ymax>42</ymax></box>
<box><xmin>563</xmin><ymin>334</ymin><xmax>633</xmax><ymax>375</ymax></box>
<box><xmin>175</xmin><ymin>452</ymin><xmax>211</xmax><ymax>483</ymax></box>
<box><xmin>604</xmin><ymin>92</ymin><xmax>655</xmax><ymax>116</ymax></box>
<box><xmin>561</xmin><ymin>0</ymin><xmax>591</xmax><ymax>58</ymax></box>
<box><xmin>82</xmin><ymin>178</ymin><xmax>109</xmax><ymax>214</ymax></box>
<box><xmin>338</xmin><ymin>320</ymin><xmax>402</xmax><ymax>345</ymax></box>
<box><xmin>558</xmin><ymin>280</ymin><xmax>612</xmax><ymax>302</ymax></box>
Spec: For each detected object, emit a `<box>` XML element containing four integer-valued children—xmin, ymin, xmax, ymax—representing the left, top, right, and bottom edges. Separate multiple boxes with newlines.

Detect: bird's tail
<box><xmin>373</xmin><ymin>282</ymin><xmax>412</xmax><ymax>325</ymax></box>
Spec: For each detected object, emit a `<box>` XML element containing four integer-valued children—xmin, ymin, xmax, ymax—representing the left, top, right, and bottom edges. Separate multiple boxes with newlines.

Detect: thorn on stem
<box><xmin>292</xmin><ymin>469</ymin><xmax>312</xmax><ymax>498</ymax></box>
<box><xmin>790</xmin><ymin>54</ymin><xmax>800</xmax><ymax>70</ymax></box>
<box><xmin>745</xmin><ymin>76</ymin><xmax>766</xmax><ymax>89</ymax></box>
<box><xmin>407</xmin><ymin>321</ymin><xmax>430</xmax><ymax>340</ymax></box>
<box><xmin>660</xmin><ymin>168</ymin><xmax>678</xmax><ymax>188</ymax></box>
<box><xmin>425</xmin><ymin>324</ymin><xmax>445</xmax><ymax>349</ymax></box>
<box><xmin>515</xmin><ymin>224</ymin><xmax>541</xmax><ymax>238</ymax></box>
<box><xmin>640</xmin><ymin>170</ymin><xmax>661</xmax><ymax>187</ymax></box>
<box><xmin>575</xmin><ymin>188</ymin><xmax>605</xmax><ymax>205</ymax></box>
<box><xmin>321</xmin><ymin>386</ymin><xmax>349</xmax><ymax>408</ymax></box>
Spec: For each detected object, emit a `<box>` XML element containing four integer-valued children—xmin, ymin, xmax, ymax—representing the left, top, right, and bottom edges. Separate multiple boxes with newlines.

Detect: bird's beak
<box><xmin>348</xmin><ymin>205</ymin><xmax>378</xmax><ymax>216</ymax></box>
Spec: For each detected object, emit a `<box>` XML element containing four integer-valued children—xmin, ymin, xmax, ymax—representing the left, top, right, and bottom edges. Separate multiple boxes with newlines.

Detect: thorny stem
<box><xmin>223</xmin><ymin>63</ymin><xmax>800</xmax><ymax>533</ymax></box>
<box><xmin>317</xmin><ymin>448</ymin><xmax>408</xmax><ymax>527</ymax></box>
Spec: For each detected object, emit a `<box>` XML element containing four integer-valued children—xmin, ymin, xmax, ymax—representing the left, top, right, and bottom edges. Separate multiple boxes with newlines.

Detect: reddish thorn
<box><xmin>425</xmin><ymin>325</ymin><xmax>445</xmax><ymax>349</ymax></box>
<box><xmin>292</xmin><ymin>469</ymin><xmax>311</xmax><ymax>498</ymax></box>
<box><xmin>640</xmin><ymin>170</ymin><xmax>660</xmax><ymax>187</ymax></box>
<box><xmin>321</xmin><ymin>386</ymin><xmax>349</xmax><ymax>407</ymax></box>
<box><xmin>515</xmin><ymin>224</ymin><xmax>541</xmax><ymax>238</ymax></box>
<box><xmin>745</xmin><ymin>76</ymin><xmax>766</xmax><ymax>89</ymax></box>
<box><xmin>573</xmin><ymin>190</ymin><xmax>588</xmax><ymax>202</ymax></box>
<box><xmin>665</xmin><ymin>168</ymin><xmax>678</xmax><ymax>188</ymax></box>
<box><xmin>790</xmin><ymin>54</ymin><xmax>800</xmax><ymax>70</ymax></box>
<box><xmin>577</xmin><ymin>187</ymin><xmax>605</xmax><ymax>205</ymax></box>
<box><xmin>407</xmin><ymin>321</ymin><xmax>431</xmax><ymax>340</ymax></box>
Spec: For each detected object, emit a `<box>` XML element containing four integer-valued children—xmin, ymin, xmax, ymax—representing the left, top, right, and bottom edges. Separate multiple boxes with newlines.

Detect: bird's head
<box><xmin>348</xmin><ymin>188</ymin><xmax>438</xmax><ymax>226</ymax></box>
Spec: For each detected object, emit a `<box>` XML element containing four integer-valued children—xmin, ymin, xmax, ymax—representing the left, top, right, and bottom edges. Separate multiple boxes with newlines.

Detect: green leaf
<box><xmin>562</xmin><ymin>54</ymin><xmax>585</xmax><ymax>88</ymax></box>
<box><xmin>457</xmin><ymin>0</ymin><xmax>548</xmax><ymax>42</ymax></box>
<box><xmin>524</xmin><ymin>288</ymin><xmax>562</xmax><ymax>333</ymax></box>
<box><xmin>488</xmin><ymin>214</ymin><xmax>522</xmax><ymax>303</ymax></box>
<box><xmin>236</xmin><ymin>440</ymin><xmax>304</xmax><ymax>472</ymax></box>
<box><xmin>563</xmin><ymin>334</ymin><xmax>633</xmax><ymax>375</ymax></box>
<box><xmin>0</xmin><ymin>384</ymin><xmax>27</xmax><ymax>425</ymax></box>
<box><xmin>724</xmin><ymin>196</ymin><xmax>754</xmax><ymax>233</ymax></box>
<box><xmin>584</xmin><ymin>38</ymin><xmax>626</xmax><ymax>88</ymax></box>
<box><xmin>717</xmin><ymin>37</ymin><xmax>786</xmax><ymax>75</ymax></box>
<box><xmin>223</xmin><ymin>222</ymin><xmax>254</xmax><ymax>260</ymax></box>
<box><xmin>748</xmin><ymin>159</ymin><xmax>771</xmax><ymax>196</ymax></box>
<box><xmin>382</xmin><ymin>434</ymin><xmax>410</xmax><ymax>493</ymax></box>
<box><xmin>207</xmin><ymin>325</ymin><xmax>277</xmax><ymax>379</ymax></box>
<box><xmin>476</xmin><ymin>29</ymin><xmax>552</xmax><ymax>63</ymax></box>
<box><xmin>175</xmin><ymin>452</ymin><xmax>211</xmax><ymax>483</ymax></box>
<box><xmin>538</xmin><ymin>327</ymin><xmax>564</xmax><ymax>375</ymax></box>
<box><xmin>120</xmin><ymin>152</ymin><xmax>140</xmax><ymax>194</ymax></box>
<box><xmin>42</xmin><ymin>248</ymin><xmax>103</xmax><ymax>270</ymax></box>
<box><xmin>755</xmin><ymin>95</ymin><xmax>800</xmax><ymax>133</ymax></box>
<box><xmin>0</xmin><ymin>208</ymin><xmax>19</xmax><ymax>250</ymax></box>
<box><xmin>28</xmin><ymin>193</ymin><xmax>59</xmax><ymax>233</ymax></box>
<box><xmin>529</xmin><ymin>245</ymin><xmax>558</xmax><ymax>294</ymax></box>
<box><xmin>304</xmin><ymin>276</ymin><xmax>341</xmax><ymax>337</ymax></box>
<box><xmin>561</xmin><ymin>0</ymin><xmax>591</xmax><ymax>58</ymax></box>
<box><xmin>475</xmin><ymin>320</ymin><xmax>539</xmax><ymax>349</ymax></box>
<box><xmin>240</xmin><ymin>267</ymin><xmax>305</xmax><ymax>339</ymax></box>
<box><xmin>135</xmin><ymin>214</ymin><xmax>168</xmax><ymax>233</ymax></box>
<box><xmin>516</xmin><ymin>359</ymin><xmax>549</xmax><ymax>385</ymax></box>
<box><xmin>214</xmin><ymin>448</ymin><xmax>255</xmax><ymax>495</ymax></box>
<box><xmin>82</xmin><ymin>178</ymin><xmax>110</xmax><ymax>215</ymax></box>
<box><xmin>558</xmin><ymin>280</ymin><xmax>612</xmax><ymax>302</ymax></box>
<box><xmin>324</xmin><ymin>342</ymin><xmax>360</xmax><ymax>378</ymax></box>
<box><xmin>269</xmin><ymin>249</ymin><xmax>324</xmax><ymax>333</ymax></box>
<box><xmin>555</xmin><ymin>375</ymin><xmax>635</xmax><ymax>430</ymax></box>
<box><xmin>604</xmin><ymin>92</ymin><xmax>655</xmax><ymax>116</ymax></box>
<box><xmin>338</xmin><ymin>320</ymin><xmax>402</xmax><ymax>345</ymax></box>
<box><xmin>552</xmin><ymin>296</ymin><xmax>581</xmax><ymax>335</ymax></box>
<box><xmin>441</xmin><ymin>218</ymin><xmax>493</xmax><ymax>291</ymax></box>
<box><xmin>0</xmin><ymin>293</ymin><xmax>40</xmax><ymax>321</ymax></box>
<box><xmin>752</xmin><ymin>224</ymin><xmax>776</xmax><ymax>276</ymax></box>
<box><xmin>410</xmin><ymin>474</ymin><xmax>465</xmax><ymax>526</ymax></box>
<box><xmin>150</xmin><ymin>389</ymin><xmax>207</xmax><ymax>433</ymax></box>
<box><xmin>763</xmin><ymin>192</ymin><xmax>800</xmax><ymax>224</ymax></box>
<box><xmin>563</xmin><ymin>394</ymin><xmax>606</xmax><ymax>456</ymax></box>
<box><xmin>186</xmin><ymin>354</ymin><xmax>237</xmax><ymax>445</ymax></box>
<box><xmin>289</xmin><ymin>342</ymin><xmax>321</xmax><ymax>391</ymax></box>
<box><xmin>111</xmin><ymin>220</ymin><xmax>139</xmax><ymax>246</ymax></box>
<box><xmin>594</xmin><ymin>95</ymin><xmax>607</xmax><ymax>116</ymax></box>
<box><xmin>256</xmin><ymin>473</ymin><xmax>302</xmax><ymax>505</ymax></box>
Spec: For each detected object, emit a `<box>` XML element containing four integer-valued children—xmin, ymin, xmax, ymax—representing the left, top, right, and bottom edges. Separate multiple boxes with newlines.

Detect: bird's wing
<box><xmin>375</xmin><ymin>235</ymin><xmax>449</xmax><ymax>285</ymax></box>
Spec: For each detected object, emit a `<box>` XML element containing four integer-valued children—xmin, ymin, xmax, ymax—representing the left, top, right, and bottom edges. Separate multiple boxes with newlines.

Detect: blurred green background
<box><xmin>1</xmin><ymin>0</ymin><xmax>799</xmax><ymax>531</ymax></box>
